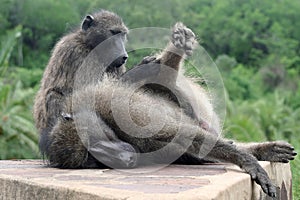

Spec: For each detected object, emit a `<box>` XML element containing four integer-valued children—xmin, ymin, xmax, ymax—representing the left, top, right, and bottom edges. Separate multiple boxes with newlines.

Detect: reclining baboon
<box><xmin>33</xmin><ymin>10</ymin><xmax>296</xmax><ymax>198</ymax></box>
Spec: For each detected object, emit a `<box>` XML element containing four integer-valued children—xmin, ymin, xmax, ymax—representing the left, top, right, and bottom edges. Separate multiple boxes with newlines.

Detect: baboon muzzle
<box><xmin>89</xmin><ymin>140</ymin><xmax>137</xmax><ymax>169</ymax></box>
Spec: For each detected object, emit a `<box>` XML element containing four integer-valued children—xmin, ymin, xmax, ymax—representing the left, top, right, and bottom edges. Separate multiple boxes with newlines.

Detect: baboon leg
<box><xmin>46</xmin><ymin>118</ymin><xmax>88</xmax><ymax>168</ymax></box>
<box><xmin>236</xmin><ymin>141</ymin><xmax>297</xmax><ymax>163</ymax></box>
<box><xmin>38</xmin><ymin>89</ymin><xmax>66</xmax><ymax>155</ymax></box>
<box><xmin>158</xmin><ymin>22</ymin><xmax>196</xmax><ymax>71</ymax></box>
<box><xmin>139</xmin><ymin>22</ymin><xmax>196</xmax><ymax>73</ymax></box>
<box><xmin>122</xmin><ymin>124</ymin><xmax>277</xmax><ymax>197</ymax></box>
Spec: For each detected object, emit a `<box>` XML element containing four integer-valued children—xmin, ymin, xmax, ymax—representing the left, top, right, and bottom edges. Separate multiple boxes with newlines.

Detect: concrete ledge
<box><xmin>0</xmin><ymin>160</ymin><xmax>292</xmax><ymax>200</ymax></box>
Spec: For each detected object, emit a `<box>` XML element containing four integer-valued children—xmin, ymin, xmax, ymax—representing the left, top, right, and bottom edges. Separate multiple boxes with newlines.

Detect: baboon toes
<box><xmin>172</xmin><ymin>22</ymin><xmax>196</xmax><ymax>56</ymax></box>
<box><xmin>255</xmin><ymin>141</ymin><xmax>297</xmax><ymax>163</ymax></box>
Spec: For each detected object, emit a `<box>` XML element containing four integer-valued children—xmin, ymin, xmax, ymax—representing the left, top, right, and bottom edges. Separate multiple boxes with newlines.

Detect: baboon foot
<box><xmin>171</xmin><ymin>22</ymin><xmax>196</xmax><ymax>56</ymax></box>
<box><xmin>253</xmin><ymin>141</ymin><xmax>297</xmax><ymax>163</ymax></box>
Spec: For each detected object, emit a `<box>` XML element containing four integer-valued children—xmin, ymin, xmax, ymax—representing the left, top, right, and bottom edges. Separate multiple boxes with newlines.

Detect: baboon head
<box><xmin>81</xmin><ymin>10</ymin><xmax>129</xmax><ymax>75</ymax></box>
<box><xmin>53</xmin><ymin>111</ymin><xmax>138</xmax><ymax>168</ymax></box>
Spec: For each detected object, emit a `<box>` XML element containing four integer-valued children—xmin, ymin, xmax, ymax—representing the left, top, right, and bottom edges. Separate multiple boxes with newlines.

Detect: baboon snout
<box><xmin>121</xmin><ymin>51</ymin><xmax>128</xmax><ymax>63</ymax></box>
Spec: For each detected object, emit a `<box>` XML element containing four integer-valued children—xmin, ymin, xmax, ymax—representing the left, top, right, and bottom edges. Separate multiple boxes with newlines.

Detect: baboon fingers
<box><xmin>247</xmin><ymin>165</ymin><xmax>277</xmax><ymax>197</ymax></box>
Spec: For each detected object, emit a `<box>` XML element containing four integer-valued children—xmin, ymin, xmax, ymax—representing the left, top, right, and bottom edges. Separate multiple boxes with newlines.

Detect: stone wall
<box><xmin>0</xmin><ymin>160</ymin><xmax>292</xmax><ymax>200</ymax></box>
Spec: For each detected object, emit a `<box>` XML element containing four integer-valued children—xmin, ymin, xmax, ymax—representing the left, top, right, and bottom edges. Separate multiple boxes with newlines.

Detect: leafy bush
<box><xmin>8</xmin><ymin>67</ymin><xmax>43</xmax><ymax>88</ymax></box>
<box><xmin>0</xmin><ymin>24</ymin><xmax>38</xmax><ymax>159</ymax></box>
<box><xmin>225</xmin><ymin>92</ymin><xmax>300</xmax><ymax>141</ymax></box>
<box><xmin>0</xmin><ymin>81</ymin><xmax>38</xmax><ymax>159</ymax></box>
<box><xmin>0</xmin><ymin>25</ymin><xmax>22</xmax><ymax>73</ymax></box>
<box><xmin>222</xmin><ymin>64</ymin><xmax>264</xmax><ymax>100</ymax></box>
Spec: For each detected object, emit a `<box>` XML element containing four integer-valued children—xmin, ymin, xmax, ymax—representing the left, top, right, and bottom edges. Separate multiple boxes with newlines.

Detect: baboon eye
<box><xmin>110</xmin><ymin>30</ymin><xmax>122</xmax><ymax>35</ymax></box>
<box><xmin>61</xmin><ymin>112</ymin><xmax>73</xmax><ymax>121</ymax></box>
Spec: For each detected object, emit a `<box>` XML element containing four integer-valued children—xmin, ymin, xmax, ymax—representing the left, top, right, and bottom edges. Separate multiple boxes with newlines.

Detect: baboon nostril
<box><xmin>123</xmin><ymin>56</ymin><xmax>128</xmax><ymax>61</ymax></box>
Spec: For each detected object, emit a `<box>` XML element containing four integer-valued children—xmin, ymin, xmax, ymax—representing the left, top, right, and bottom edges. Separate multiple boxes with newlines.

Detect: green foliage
<box><xmin>185</xmin><ymin>0</ymin><xmax>300</xmax><ymax>67</ymax></box>
<box><xmin>225</xmin><ymin>92</ymin><xmax>300</xmax><ymax>141</ymax></box>
<box><xmin>215</xmin><ymin>54</ymin><xmax>237</xmax><ymax>72</ymax></box>
<box><xmin>1</xmin><ymin>0</ymin><xmax>300</xmax><ymax>75</ymax></box>
<box><xmin>8</xmin><ymin>67</ymin><xmax>43</xmax><ymax>88</ymax></box>
<box><xmin>0</xmin><ymin>81</ymin><xmax>38</xmax><ymax>159</ymax></box>
<box><xmin>222</xmin><ymin>64</ymin><xmax>263</xmax><ymax>100</ymax></box>
<box><xmin>0</xmin><ymin>25</ymin><xmax>22</xmax><ymax>73</ymax></box>
<box><xmin>0</xmin><ymin>22</ymin><xmax>38</xmax><ymax>159</ymax></box>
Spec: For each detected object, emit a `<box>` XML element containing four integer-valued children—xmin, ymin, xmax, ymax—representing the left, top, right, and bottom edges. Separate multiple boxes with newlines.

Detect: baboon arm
<box><xmin>45</xmin><ymin>88</ymin><xmax>66</xmax><ymax>128</ymax></box>
<box><xmin>153</xmin><ymin>123</ymin><xmax>277</xmax><ymax>197</ymax></box>
<box><xmin>198</xmin><ymin>136</ymin><xmax>277</xmax><ymax>197</ymax></box>
<box><xmin>158</xmin><ymin>43</ymin><xmax>185</xmax><ymax>72</ymax></box>
<box><xmin>37</xmin><ymin>89</ymin><xmax>68</xmax><ymax>157</ymax></box>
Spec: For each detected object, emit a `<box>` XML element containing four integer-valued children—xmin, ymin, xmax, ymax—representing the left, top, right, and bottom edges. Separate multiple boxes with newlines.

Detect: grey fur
<box><xmin>33</xmin><ymin>10</ymin><xmax>135</xmax><ymax>168</ymax></box>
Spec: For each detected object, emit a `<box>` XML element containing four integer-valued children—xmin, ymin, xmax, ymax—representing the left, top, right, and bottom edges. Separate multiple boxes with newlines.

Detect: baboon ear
<box><xmin>82</xmin><ymin>15</ymin><xmax>94</xmax><ymax>31</ymax></box>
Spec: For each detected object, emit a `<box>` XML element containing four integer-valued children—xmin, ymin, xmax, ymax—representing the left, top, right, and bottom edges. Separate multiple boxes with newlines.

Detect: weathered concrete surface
<box><xmin>0</xmin><ymin>160</ymin><xmax>292</xmax><ymax>200</ymax></box>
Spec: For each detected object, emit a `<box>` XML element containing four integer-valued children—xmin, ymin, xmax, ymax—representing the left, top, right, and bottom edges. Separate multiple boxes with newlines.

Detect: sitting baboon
<box><xmin>34</xmin><ymin>10</ymin><xmax>296</xmax><ymax>198</ymax></box>
<box><xmin>33</xmin><ymin>10</ymin><xmax>138</xmax><ymax>168</ymax></box>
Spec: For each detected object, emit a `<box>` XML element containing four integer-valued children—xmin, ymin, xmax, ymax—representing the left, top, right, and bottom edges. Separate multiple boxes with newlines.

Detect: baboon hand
<box><xmin>243</xmin><ymin>162</ymin><xmax>277</xmax><ymax>197</ymax></box>
<box><xmin>171</xmin><ymin>22</ymin><xmax>196</xmax><ymax>56</ymax></box>
<box><xmin>253</xmin><ymin>141</ymin><xmax>297</xmax><ymax>163</ymax></box>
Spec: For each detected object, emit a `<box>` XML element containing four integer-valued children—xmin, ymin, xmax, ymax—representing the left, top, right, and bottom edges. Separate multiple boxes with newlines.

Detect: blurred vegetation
<box><xmin>0</xmin><ymin>0</ymin><xmax>299</xmax><ymax>197</ymax></box>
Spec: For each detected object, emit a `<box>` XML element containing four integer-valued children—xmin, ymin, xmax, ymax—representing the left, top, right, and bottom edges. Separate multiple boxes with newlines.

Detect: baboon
<box><xmin>34</xmin><ymin>10</ymin><xmax>137</xmax><ymax>168</ymax></box>
<box><xmin>34</xmin><ymin>10</ymin><xmax>296</xmax><ymax>198</ymax></box>
<box><xmin>34</xmin><ymin>10</ymin><xmax>128</xmax><ymax>133</ymax></box>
